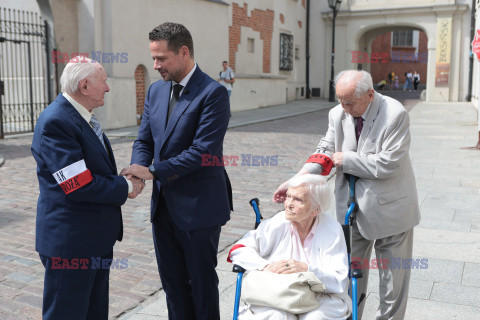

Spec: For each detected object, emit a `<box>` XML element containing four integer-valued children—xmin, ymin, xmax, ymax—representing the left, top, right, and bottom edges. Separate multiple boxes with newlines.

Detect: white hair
<box><xmin>335</xmin><ymin>70</ymin><xmax>373</xmax><ymax>97</ymax></box>
<box><xmin>60</xmin><ymin>57</ymin><xmax>99</xmax><ymax>94</ymax></box>
<box><xmin>287</xmin><ymin>174</ymin><xmax>331</xmax><ymax>214</ymax></box>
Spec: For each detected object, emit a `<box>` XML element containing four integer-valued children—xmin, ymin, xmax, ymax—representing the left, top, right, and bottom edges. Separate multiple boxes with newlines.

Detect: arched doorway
<box><xmin>323</xmin><ymin>4</ymin><xmax>469</xmax><ymax>102</ymax></box>
<box><xmin>359</xmin><ymin>28</ymin><xmax>428</xmax><ymax>93</ymax></box>
<box><xmin>134</xmin><ymin>64</ymin><xmax>148</xmax><ymax>125</ymax></box>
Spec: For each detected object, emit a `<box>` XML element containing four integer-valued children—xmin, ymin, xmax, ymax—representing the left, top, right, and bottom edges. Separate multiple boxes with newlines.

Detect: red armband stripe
<box><xmin>306</xmin><ymin>154</ymin><xmax>334</xmax><ymax>176</ymax></box>
<box><xmin>227</xmin><ymin>244</ymin><xmax>246</xmax><ymax>263</ymax></box>
<box><xmin>59</xmin><ymin>169</ymin><xmax>93</xmax><ymax>194</ymax></box>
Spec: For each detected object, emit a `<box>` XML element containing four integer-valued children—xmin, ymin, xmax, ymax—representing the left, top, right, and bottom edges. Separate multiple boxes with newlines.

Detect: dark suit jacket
<box><xmin>131</xmin><ymin>65</ymin><xmax>233</xmax><ymax>231</ymax></box>
<box><xmin>31</xmin><ymin>94</ymin><xmax>128</xmax><ymax>258</ymax></box>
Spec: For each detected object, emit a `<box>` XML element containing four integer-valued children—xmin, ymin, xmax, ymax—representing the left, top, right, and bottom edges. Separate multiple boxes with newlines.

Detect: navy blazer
<box><xmin>132</xmin><ymin>66</ymin><xmax>233</xmax><ymax>231</ymax></box>
<box><xmin>31</xmin><ymin>94</ymin><xmax>128</xmax><ymax>259</ymax></box>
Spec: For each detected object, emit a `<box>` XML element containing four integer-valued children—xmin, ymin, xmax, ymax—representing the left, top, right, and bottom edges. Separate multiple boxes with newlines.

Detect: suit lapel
<box><xmin>161</xmin><ymin>67</ymin><xmax>203</xmax><ymax>150</ymax></box>
<box><xmin>157</xmin><ymin>81</ymin><xmax>171</xmax><ymax>134</ymax></box>
<box><xmin>357</xmin><ymin>92</ymin><xmax>381</xmax><ymax>150</ymax></box>
<box><xmin>103</xmin><ymin>134</ymin><xmax>118</xmax><ymax>174</ymax></box>
<box><xmin>60</xmin><ymin>95</ymin><xmax>116</xmax><ymax>172</ymax></box>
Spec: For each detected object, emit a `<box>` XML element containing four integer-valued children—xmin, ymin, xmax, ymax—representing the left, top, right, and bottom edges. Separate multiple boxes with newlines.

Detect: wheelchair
<box><xmin>231</xmin><ymin>175</ymin><xmax>365</xmax><ymax>320</ymax></box>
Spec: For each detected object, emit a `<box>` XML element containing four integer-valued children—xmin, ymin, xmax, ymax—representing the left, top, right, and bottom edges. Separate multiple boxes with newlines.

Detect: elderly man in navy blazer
<box><xmin>121</xmin><ymin>22</ymin><xmax>233</xmax><ymax>320</ymax></box>
<box><xmin>31</xmin><ymin>57</ymin><xmax>144</xmax><ymax>319</ymax></box>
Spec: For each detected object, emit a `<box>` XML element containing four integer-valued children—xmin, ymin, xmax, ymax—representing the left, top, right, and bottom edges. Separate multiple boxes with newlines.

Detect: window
<box><xmin>247</xmin><ymin>38</ymin><xmax>255</xmax><ymax>53</ymax></box>
<box><xmin>279</xmin><ymin>33</ymin><xmax>294</xmax><ymax>71</ymax></box>
<box><xmin>295</xmin><ymin>46</ymin><xmax>300</xmax><ymax>60</ymax></box>
<box><xmin>392</xmin><ymin>30</ymin><xmax>413</xmax><ymax>47</ymax></box>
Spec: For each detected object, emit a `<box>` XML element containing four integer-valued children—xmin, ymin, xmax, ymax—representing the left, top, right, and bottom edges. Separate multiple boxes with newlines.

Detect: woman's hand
<box><xmin>264</xmin><ymin>259</ymin><xmax>308</xmax><ymax>274</ymax></box>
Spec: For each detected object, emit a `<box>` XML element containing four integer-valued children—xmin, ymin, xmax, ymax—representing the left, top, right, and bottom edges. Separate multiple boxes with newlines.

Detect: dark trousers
<box><xmin>39</xmin><ymin>250</ymin><xmax>112</xmax><ymax>320</ymax></box>
<box><xmin>152</xmin><ymin>196</ymin><xmax>221</xmax><ymax>320</ymax></box>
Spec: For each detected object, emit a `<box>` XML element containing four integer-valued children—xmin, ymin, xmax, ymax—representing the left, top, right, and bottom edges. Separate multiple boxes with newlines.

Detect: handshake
<box><xmin>120</xmin><ymin>164</ymin><xmax>154</xmax><ymax>199</ymax></box>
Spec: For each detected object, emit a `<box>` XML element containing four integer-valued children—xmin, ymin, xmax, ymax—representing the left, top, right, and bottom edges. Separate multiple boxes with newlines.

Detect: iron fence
<box><xmin>0</xmin><ymin>7</ymin><xmax>51</xmax><ymax>137</ymax></box>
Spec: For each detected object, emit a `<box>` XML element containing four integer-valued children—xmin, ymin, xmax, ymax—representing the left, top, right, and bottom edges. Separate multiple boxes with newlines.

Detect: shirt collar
<box><xmin>62</xmin><ymin>92</ymin><xmax>93</xmax><ymax>124</ymax></box>
<box><xmin>174</xmin><ymin>63</ymin><xmax>197</xmax><ymax>89</ymax></box>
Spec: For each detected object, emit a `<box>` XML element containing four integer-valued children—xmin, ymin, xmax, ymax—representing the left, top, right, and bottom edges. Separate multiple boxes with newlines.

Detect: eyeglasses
<box><xmin>337</xmin><ymin>91</ymin><xmax>371</xmax><ymax>107</ymax></box>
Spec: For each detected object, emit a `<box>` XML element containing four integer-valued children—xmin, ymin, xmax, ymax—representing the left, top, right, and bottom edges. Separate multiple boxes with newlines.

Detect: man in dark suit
<box><xmin>31</xmin><ymin>57</ymin><xmax>144</xmax><ymax>319</ymax></box>
<box><xmin>121</xmin><ymin>22</ymin><xmax>232</xmax><ymax>320</ymax></box>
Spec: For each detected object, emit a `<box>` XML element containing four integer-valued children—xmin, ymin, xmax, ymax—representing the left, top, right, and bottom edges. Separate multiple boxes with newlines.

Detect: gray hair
<box><xmin>287</xmin><ymin>174</ymin><xmax>331</xmax><ymax>214</ymax></box>
<box><xmin>60</xmin><ymin>57</ymin><xmax>98</xmax><ymax>94</ymax></box>
<box><xmin>335</xmin><ymin>70</ymin><xmax>373</xmax><ymax>97</ymax></box>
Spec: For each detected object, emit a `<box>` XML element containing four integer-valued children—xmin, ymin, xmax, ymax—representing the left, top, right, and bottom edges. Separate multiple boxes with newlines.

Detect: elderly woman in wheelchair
<box><xmin>228</xmin><ymin>174</ymin><xmax>351</xmax><ymax>320</ymax></box>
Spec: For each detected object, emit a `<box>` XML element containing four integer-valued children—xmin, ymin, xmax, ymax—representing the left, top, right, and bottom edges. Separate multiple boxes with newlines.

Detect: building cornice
<box><xmin>203</xmin><ymin>0</ymin><xmax>229</xmax><ymax>5</ymax></box>
<box><xmin>321</xmin><ymin>3</ymin><xmax>469</xmax><ymax>20</ymax></box>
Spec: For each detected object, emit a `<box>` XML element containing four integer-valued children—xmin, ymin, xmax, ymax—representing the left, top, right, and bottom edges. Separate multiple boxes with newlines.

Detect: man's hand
<box><xmin>128</xmin><ymin>176</ymin><xmax>145</xmax><ymax>199</ymax></box>
<box><xmin>332</xmin><ymin>152</ymin><xmax>344</xmax><ymax>167</ymax></box>
<box><xmin>264</xmin><ymin>259</ymin><xmax>308</xmax><ymax>274</ymax></box>
<box><xmin>272</xmin><ymin>169</ymin><xmax>311</xmax><ymax>203</ymax></box>
<box><xmin>121</xmin><ymin>164</ymin><xmax>154</xmax><ymax>180</ymax></box>
<box><xmin>272</xmin><ymin>180</ymin><xmax>288</xmax><ymax>203</ymax></box>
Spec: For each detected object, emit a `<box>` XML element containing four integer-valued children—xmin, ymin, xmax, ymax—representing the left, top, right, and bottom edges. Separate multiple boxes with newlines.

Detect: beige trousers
<box><xmin>352</xmin><ymin>226</ymin><xmax>414</xmax><ymax>320</ymax></box>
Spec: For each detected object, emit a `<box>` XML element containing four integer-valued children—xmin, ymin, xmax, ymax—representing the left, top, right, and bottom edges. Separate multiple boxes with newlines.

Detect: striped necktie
<box><xmin>90</xmin><ymin>114</ymin><xmax>106</xmax><ymax>149</ymax></box>
<box><xmin>167</xmin><ymin>84</ymin><xmax>184</xmax><ymax>121</ymax></box>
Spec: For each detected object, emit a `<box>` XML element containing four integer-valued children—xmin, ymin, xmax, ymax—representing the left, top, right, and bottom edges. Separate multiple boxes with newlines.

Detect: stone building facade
<box><xmin>0</xmin><ymin>0</ymin><xmax>475</xmax><ymax>130</ymax></box>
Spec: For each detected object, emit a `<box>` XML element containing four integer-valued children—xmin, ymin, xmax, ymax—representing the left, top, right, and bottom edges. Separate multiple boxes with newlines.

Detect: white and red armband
<box><xmin>52</xmin><ymin>160</ymin><xmax>93</xmax><ymax>194</ymax></box>
<box><xmin>306</xmin><ymin>154</ymin><xmax>333</xmax><ymax>176</ymax></box>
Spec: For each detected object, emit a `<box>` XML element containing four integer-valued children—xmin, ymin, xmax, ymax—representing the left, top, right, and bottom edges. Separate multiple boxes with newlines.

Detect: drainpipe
<box><xmin>306</xmin><ymin>0</ymin><xmax>311</xmax><ymax>98</ymax></box>
<box><xmin>466</xmin><ymin>0</ymin><xmax>476</xmax><ymax>101</ymax></box>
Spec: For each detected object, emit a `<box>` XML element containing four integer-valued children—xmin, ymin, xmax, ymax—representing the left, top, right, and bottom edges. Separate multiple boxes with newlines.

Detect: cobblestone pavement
<box><xmin>0</xmin><ymin>104</ymin><xmax>333</xmax><ymax>319</ymax></box>
<box><xmin>0</xmin><ymin>90</ymin><xmax>427</xmax><ymax>319</ymax></box>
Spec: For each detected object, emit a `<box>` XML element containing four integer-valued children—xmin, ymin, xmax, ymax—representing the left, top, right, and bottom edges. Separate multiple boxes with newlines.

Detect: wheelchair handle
<box><xmin>344</xmin><ymin>175</ymin><xmax>358</xmax><ymax>226</ymax></box>
<box><xmin>249</xmin><ymin>198</ymin><xmax>263</xmax><ymax>229</ymax></box>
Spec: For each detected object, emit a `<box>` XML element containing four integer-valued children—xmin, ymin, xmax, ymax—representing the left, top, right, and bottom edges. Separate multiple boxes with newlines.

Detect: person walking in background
<box><xmin>394</xmin><ymin>75</ymin><xmax>399</xmax><ymax>90</ymax></box>
<box><xmin>31</xmin><ymin>57</ymin><xmax>145</xmax><ymax>319</ymax></box>
<box><xmin>273</xmin><ymin>70</ymin><xmax>420</xmax><ymax>320</ymax></box>
<box><xmin>387</xmin><ymin>71</ymin><xmax>395</xmax><ymax>90</ymax></box>
<box><xmin>121</xmin><ymin>22</ymin><xmax>233</xmax><ymax>320</ymax></box>
<box><xmin>413</xmin><ymin>71</ymin><xmax>420</xmax><ymax>91</ymax></box>
<box><xmin>404</xmin><ymin>71</ymin><xmax>413</xmax><ymax>91</ymax></box>
<box><xmin>218</xmin><ymin>60</ymin><xmax>235</xmax><ymax>98</ymax></box>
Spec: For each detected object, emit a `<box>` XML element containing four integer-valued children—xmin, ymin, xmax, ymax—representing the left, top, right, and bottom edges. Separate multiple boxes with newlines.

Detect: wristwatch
<box><xmin>148</xmin><ymin>164</ymin><xmax>158</xmax><ymax>180</ymax></box>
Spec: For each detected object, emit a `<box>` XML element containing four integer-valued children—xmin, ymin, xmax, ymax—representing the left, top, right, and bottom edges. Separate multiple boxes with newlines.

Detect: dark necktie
<box><xmin>90</xmin><ymin>114</ymin><xmax>106</xmax><ymax>149</ymax></box>
<box><xmin>355</xmin><ymin>117</ymin><xmax>364</xmax><ymax>142</ymax></box>
<box><xmin>167</xmin><ymin>84</ymin><xmax>184</xmax><ymax>121</ymax></box>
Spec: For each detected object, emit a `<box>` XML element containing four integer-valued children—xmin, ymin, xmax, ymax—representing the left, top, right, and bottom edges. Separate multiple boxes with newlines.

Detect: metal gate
<box><xmin>0</xmin><ymin>7</ymin><xmax>51</xmax><ymax>138</ymax></box>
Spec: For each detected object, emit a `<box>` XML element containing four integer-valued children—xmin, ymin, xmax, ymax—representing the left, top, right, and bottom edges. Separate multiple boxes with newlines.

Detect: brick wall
<box><xmin>369</xmin><ymin>31</ymin><xmax>428</xmax><ymax>87</ymax></box>
<box><xmin>229</xmin><ymin>3</ymin><xmax>274</xmax><ymax>73</ymax></box>
<box><xmin>135</xmin><ymin>65</ymin><xmax>146</xmax><ymax>125</ymax></box>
